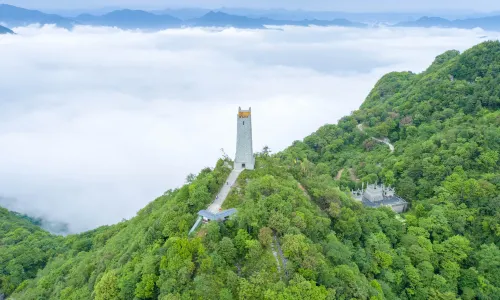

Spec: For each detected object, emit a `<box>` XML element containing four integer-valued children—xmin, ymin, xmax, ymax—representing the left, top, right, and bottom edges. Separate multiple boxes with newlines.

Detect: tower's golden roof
<box><xmin>238</xmin><ymin>111</ymin><xmax>251</xmax><ymax>118</ymax></box>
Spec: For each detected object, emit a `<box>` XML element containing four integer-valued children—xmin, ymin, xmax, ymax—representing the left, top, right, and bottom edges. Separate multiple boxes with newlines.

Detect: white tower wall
<box><xmin>235</xmin><ymin>107</ymin><xmax>255</xmax><ymax>170</ymax></box>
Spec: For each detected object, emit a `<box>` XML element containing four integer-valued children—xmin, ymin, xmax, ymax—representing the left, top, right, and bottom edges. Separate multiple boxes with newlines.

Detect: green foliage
<box><xmin>0</xmin><ymin>208</ymin><xmax>67</xmax><ymax>296</ymax></box>
<box><xmin>3</xmin><ymin>41</ymin><xmax>500</xmax><ymax>299</ymax></box>
<box><xmin>258</xmin><ymin>227</ymin><xmax>273</xmax><ymax>248</ymax></box>
<box><xmin>95</xmin><ymin>272</ymin><xmax>119</xmax><ymax>300</ymax></box>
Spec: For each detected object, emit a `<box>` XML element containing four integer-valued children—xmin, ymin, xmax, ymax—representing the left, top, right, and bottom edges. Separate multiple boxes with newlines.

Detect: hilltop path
<box><xmin>348</xmin><ymin>168</ymin><xmax>360</xmax><ymax>182</ymax></box>
<box><xmin>335</xmin><ymin>168</ymin><xmax>345</xmax><ymax>180</ymax></box>
<box><xmin>207</xmin><ymin>168</ymin><xmax>242</xmax><ymax>213</ymax></box>
<box><xmin>357</xmin><ymin>123</ymin><xmax>395</xmax><ymax>153</ymax></box>
<box><xmin>189</xmin><ymin>168</ymin><xmax>242</xmax><ymax>235</ymax></box>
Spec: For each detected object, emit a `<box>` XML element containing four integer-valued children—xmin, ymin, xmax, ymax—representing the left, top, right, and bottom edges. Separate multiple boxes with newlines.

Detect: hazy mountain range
<box><xmin>0</xmin><ymin>4</ymin><xmax>75</xmax><ymax>28</ymax></box>
<box><xmin>74</xmin><ymin>9</ymin><xmax>182</xmax><ymax>29</ymax></box>
<box><xmin>0</xmin><ymin>4</ymin><xmax>366</xmax><ymax>30</ymax></box>
<box><xmin>151</xmin><ymin>8</ymin><xmax>435</xmax><ymax>23</ymax></box>
<box><xmin>47</xmin><ymin>6</ymin><xmax>500</xmax><ymax>23</ymax></box>
<box><xmin>2</xmin><ymin>4</ymin><xmax>500</xmax><ymax>31</ymax></box>
<box><xmin>397</xmin><ymin>15</ymin><xmax>500</xmax><ymax>30</ymax></box>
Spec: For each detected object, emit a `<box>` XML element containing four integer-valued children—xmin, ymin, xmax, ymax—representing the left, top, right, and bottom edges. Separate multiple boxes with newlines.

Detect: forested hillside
<box><xmin>2</xmin><ymin>41</ymin><xmax>500</xmax><ymax>300</ymax></box>
<box><xmin>1</xmin><ymin>208</ymin><xmax>62</xmax><ymax>296</ymax></box>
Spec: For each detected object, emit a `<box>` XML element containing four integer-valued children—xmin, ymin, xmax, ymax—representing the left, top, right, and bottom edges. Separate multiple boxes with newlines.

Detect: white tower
<box><xmin>235</xmin><ymin>107</ymin><xmax>255</xmax><ymax>170</ymax></box>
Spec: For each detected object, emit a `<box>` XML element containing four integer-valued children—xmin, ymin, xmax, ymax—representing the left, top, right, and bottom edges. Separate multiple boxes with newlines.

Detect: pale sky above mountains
<box><xmin>4</xmin><ymin>0</ymin><xmax>500</xmax><ymax>12</ymax></box>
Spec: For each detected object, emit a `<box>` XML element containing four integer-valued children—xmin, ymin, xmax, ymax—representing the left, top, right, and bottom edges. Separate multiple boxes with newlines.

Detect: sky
<box><xmin>0</xmin><ymin>24</ymin><xmax>495</xmax><ymax>233</ymax></box>
<box><xmin>4</xmin><ymin>0</ymin><xmax>500</xmax><ymax>12</ymax></box>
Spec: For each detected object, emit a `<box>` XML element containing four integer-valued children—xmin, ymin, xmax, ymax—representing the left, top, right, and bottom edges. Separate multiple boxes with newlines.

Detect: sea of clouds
<box><xmin>0</xmin><ymin>24</ymin><xmax>495</xmax><ymax>233</ymax></box>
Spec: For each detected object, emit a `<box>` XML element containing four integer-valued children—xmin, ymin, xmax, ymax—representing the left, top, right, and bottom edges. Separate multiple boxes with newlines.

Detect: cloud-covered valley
<box><xmin>0</xmin><ymin>25</ymin><xmax>495</xmax><ymax>233</ymax></box>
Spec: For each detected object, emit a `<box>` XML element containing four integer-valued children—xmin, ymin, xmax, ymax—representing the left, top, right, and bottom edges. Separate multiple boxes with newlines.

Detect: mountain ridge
<box><xmin>1</xmin><ymin>4</ymin><xmax>366</xmax><ymax>30</ymax></box>
<box><xmin>74</xmin><ymin>9</ymin><xmax>183</xmax><ymax>29</ymax></box>
<box><xmin>4</xmin><ymin>4</ymin><xmax>500</xmax><ymax>31</ymax></box>
<box><xmin>0</xmin><ymin>24</ymin><xmax>13</xmax><ymax>34</ymax></box>
<box><xmin>0</xmin><ymin>4</ymin><xmax>77</xmax><ymax>28</ymax></box>
<box><xmin>396</xmin><ymin>15</ymin><xmax>500</xmax><ymax>30</ymax></box>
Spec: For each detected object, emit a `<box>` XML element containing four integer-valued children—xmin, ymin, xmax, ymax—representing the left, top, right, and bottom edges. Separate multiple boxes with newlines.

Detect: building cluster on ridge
<box><xmin>352</xmin><ymin>183</ymin><xmax>408</xmax><ymax>213</ymax></box>
<box><xmin>190</xmin><ymin>107</ymin><xmax>408</xmax><ymax>235</ymax></box>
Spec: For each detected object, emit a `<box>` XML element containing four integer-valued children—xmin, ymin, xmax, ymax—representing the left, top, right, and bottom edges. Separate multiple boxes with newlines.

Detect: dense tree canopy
<box><xmin>2</xmin><ymin>41</ymin><xmax>499</xmax><ymax>300</ymax></box>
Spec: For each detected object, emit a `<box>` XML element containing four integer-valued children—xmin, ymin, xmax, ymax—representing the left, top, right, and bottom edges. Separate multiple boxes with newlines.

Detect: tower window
<box><xmin>243</xmin><ymin>121</ymin><xmax>245</xmax><ymax>125</ymax></box>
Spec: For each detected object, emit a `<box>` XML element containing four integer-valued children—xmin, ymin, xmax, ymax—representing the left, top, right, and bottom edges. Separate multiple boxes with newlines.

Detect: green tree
<box><xmin>258</xmin><ymin>227</ymin><xmax>273</xmax><ymax>248</ymax></box>
<box><xmin>95</xmin><ymin>272</ymin><xmax>119</xmax><ymax>300</ymax></box>
<box><xmin>218</xmin><ymin>237</ymin><xmax>236</xmax><ymax>264</ymax></box>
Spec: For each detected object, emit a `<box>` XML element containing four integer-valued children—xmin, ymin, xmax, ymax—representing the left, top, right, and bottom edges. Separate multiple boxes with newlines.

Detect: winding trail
<box><xmin>372</xmin><ymin>137</ymin><xmax>395</xmax><ymax>152</ymax></box>
<box><xmin>271</xmin><ymin>242</ymin><xmax>282</xmax><ymax>280</ymax></box>
<box><xmin>348</xmin><ymin>168</ymin><xmax>360</xmax><ymax>182</ymax></box>
<box><xmin>357</xmin><ymin>123</ymin><xmax>395</xmax><ymax>153</ymax></box>
<box><xmin>335</xmin><ymin>168</ymin><xmax>345</xmax><ymax>180</ymax></box>
<box><xmin>273</xmin><ymin>233</ymin><xmax>288</xmax><ymax>279</ymax></box>
<box><xmin>297</xmin><ymin>183</ymin><xmax>311</xmax><ymax>200</ymax></box>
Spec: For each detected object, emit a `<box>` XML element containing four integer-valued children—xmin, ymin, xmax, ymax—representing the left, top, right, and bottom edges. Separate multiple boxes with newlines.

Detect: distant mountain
<box><xmin>187</xmin><ymin>11</ymin><xmax>266</xmax><ymax>29</ymax></box>
<box><xmin>74</xmin><ymin>9</ymin><xmax>182</xmax><ymax>29</ymax></box>
<box><xmin>189</xmin><ymin>11</ymin><xmax>366</xmax><ymax>29</ymax></box>
<box><xmin>263</xmin><ymin>17</ymin><xmax>366</xmax><ymax>28</ymax></box>
<box><xmin>0</xmin><ymin>4</ymin><xmax>76</xmax><ymax>28</ymax></box>
<box><xmin>454</xmin><ymin>15</ymin><xmax>500</xmax><ymax>30</ymax></box>
<box><xmin>154</xmin><ymin>7</ymin><xmax>492</xmax><ymax>23</ymax></box>
<box><xmin>43</xmin><ymin>6</ymin><xmax>123</xmax><ymax>18</ymax></box>
<box><xmin>397</xmin><ymin>16</ymin><xmax>452</xmax><ymax>28</ymax></box>
<box><xmin>0</xmin><ymin>5</ymin><xmax>366</xmax><ymax>30</ymax></box>
<box><xmin>396</xmin><ymin>15</ymin><xmax>500</xmax><ymax>30</ymax></box>
<box><xmin>0</xmin><ymin>24</ymin><xmax>14</xmax><ymax>34</ymax></box>
<box><xmin>151</xmin><ymin>8</ymin><xmax>211</xmax><ymax>20</ymax></box>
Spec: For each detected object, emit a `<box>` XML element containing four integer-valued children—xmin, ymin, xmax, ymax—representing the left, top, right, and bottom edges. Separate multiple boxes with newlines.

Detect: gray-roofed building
<box><xmin>352</xmin><ymin>183</ymin><xmax>408</xmax><ymax>213</ymax></box>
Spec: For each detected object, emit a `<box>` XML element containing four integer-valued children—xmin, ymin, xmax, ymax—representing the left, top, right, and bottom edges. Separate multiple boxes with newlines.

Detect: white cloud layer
<box><xmin>0</xmin><ymin>25</ymin><xmax>496</xmax><ymax>233</ymax></box>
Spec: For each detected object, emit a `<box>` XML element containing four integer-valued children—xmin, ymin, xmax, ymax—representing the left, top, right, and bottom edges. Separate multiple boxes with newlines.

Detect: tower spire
<box><xmin>235</xmin><ymin>107</ymin><xmax>255</xmax><ymax>170</ymax></box>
